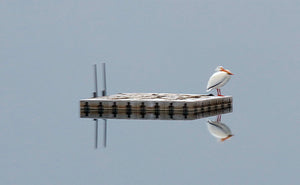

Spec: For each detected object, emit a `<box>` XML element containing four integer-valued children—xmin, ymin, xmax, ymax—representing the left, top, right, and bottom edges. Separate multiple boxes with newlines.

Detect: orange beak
<box><xmin>221</xmin><ymin>68</ymin><xmax>234</xmax><ymax>75</ymax></box>
<box><xmin>220</xmin><ymin>135</ymin><xmax>233</xmax><ymax>142</ymax></box>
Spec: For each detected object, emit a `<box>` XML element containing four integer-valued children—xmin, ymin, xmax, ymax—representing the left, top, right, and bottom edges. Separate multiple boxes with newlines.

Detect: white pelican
<box><xmin>206</xmin><ymin>66</ymin><xmax>233</xmax><ymax>96</ymax></box>
<box><xmin>207</xmin><ymin>119</ymin><xmax>233</xmax><ymax>142</ymax></box>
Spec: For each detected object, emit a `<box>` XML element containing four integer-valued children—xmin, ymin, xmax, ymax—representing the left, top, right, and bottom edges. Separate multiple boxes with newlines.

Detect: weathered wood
<box><xmin>80</xmin><ymin>93</ymin><xmax>233</xmax><ymax>120</ymax></box>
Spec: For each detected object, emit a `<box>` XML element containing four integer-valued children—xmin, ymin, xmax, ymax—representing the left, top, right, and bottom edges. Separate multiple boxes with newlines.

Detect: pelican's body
<box><xmin>207</xmin><ymin>120</ymin><xmax>233</xmax><ymax>142</ymax></box>
<box><xmin>207</xmin><ymin>66</ymin><xmax>233</xmax><ymax>96</ymax></box>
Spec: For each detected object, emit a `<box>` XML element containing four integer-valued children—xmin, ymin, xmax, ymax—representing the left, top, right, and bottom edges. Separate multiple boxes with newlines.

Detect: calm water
<box><xmin>1</xmin><ymin>1</ymin><xmax>300</xmax><ymax>185</ymax></box>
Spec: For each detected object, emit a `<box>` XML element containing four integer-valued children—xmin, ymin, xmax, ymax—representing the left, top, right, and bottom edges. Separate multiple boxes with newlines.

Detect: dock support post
<box><xmin>103</xmin><ymin>119</ymin><xmax>107</xmax><ymax>147</ymax></box>
<box><xmin>102</xmin><ymin>63</ymin><xmax>107</xmax><ymax>96</ymax></box>
<box><xmin>94</xmin><ymin>119</ymin><xmax>98</xmax><ymax>149</ymax></box>
<box><xmin>92</xmin><ymin>63</ymin><xmax>108</xmax><ymax>148</ymax></box>
<box><xmin>93</xmin><ymin>64</ymin><xmax>98</xmax><ymax>98</ymax></box>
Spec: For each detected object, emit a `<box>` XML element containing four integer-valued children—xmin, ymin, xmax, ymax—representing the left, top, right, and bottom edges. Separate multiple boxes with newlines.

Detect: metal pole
<box><xmin>93</xmin><ymin>64</ymin><xmax>98</xmax><ymax>98</ymax></box>
<box><xmin>102</xmin><ymin>63</ymin><xmax>107</xmax><ymax>147</ymax></box>
<box><xmin>102</xmin><ymin>63</ymin><xmax>107</xmax><ymax>96</ymax></box>
<box><xmin>94</xmin><ymin>119</ymin><xmax>98</xmax><ymax>149</ymax></box>
<box><xmin>103</xmin><ymin>119</ymin><xmax>107</xmax><ymax>147</ymax></box>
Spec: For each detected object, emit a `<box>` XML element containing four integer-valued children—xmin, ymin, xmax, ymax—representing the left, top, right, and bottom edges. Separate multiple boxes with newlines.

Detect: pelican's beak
<box><xmin>221</xmin><ymin>68</ymin><xmax>234</xmax><ymax>75</ymax></box>
<box><xmin>220</xmin><ymin>135</ymin><xmax>233</xmax><ymax>142</ymax></box>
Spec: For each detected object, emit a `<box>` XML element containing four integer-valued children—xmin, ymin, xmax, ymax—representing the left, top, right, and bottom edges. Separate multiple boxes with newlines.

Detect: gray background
<box><xmin>1</xmin><ymin>1</ymin><xmax>300</xmax><ymax>185</ymax></box>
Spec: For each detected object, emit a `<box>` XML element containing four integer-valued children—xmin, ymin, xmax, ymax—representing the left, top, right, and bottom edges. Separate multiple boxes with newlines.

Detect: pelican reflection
<box><xmin>207</xmin><ymin>115</ymin><xmax>233</xmax><ymax>142</ymax></box>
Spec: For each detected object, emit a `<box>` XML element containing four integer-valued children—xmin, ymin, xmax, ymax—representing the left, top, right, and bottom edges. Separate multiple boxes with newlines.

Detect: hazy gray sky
<box><xmin>1</xmin><ymin>1</ymin><xmax>300</xmax><ymax>185</ymax></box>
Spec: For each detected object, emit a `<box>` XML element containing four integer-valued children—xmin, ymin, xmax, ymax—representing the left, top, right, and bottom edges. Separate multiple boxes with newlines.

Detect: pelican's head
<box><xmin>215</xmin><ymin>66</ymin><xmax>233</xmax><ymax>75</ymax></box>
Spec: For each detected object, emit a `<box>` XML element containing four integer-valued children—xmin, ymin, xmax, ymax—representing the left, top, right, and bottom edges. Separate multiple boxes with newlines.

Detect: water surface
<box><xmin>1</xmin><ymin>1</ymin><xmax>300</xmax><ymax>185</ymax></box>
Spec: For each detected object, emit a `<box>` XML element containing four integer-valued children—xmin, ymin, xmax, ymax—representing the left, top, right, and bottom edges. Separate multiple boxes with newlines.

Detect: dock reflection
<box><xmin>81</xmin><ymin>107</ymin><xmax>233</xmax><ymax>148</ymax></box>
<box><xmin>81</xmin><ymin>106</ymin><xmax>232</xmax><ymax>120</ymax></box>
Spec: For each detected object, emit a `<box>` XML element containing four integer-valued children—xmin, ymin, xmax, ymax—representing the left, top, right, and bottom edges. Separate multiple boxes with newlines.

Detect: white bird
<box><xmin>206</xmin><ymin>66</ymin><xmax>233</xmax><ymax>96</ymax></box>
<box><xmin>207</xmin><ymin>119</ymin><xmax>233</xmax><ymax>142</ymax></box>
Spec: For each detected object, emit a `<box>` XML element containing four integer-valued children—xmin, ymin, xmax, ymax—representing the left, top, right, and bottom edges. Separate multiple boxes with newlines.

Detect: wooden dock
<box><xmin>80</xmin><ymin>93</ymin><xmax>233</xmax><ymax>120</ymax></box>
